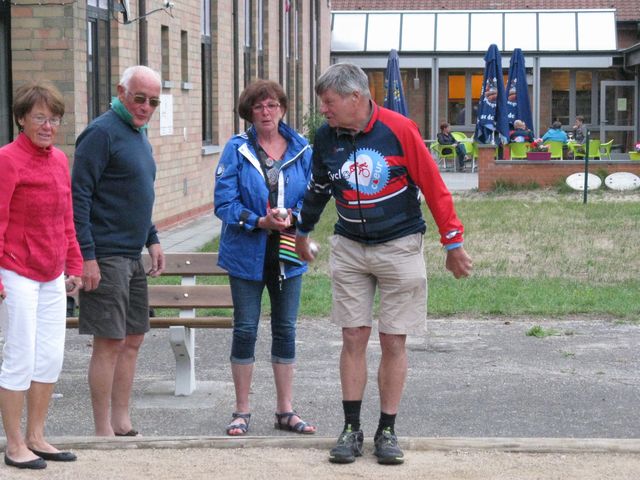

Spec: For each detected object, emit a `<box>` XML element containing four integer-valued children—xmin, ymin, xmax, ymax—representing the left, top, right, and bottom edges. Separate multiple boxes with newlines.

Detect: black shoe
<box><xmin>374</xmin><ymin>427</ymin><xmax>404</xmax><ymax>465</ymax></box>
<box><xmin>4</xmin><ymin>454</ymin><xmax>47</xmax><ymax>469</ymax></box>
<box><xmin>29</xmin><ymin>449</ymin><xmax>77</xmax><ymax>462</ymax></box>
<box><xmin>328</xmin><ymin>425</ymin><xmax>364</xmax><ymax>464</ymax></box>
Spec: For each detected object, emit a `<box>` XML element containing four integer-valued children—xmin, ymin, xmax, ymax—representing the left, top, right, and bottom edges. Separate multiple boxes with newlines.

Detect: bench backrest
<box><xmin>67</xmin><ymin>252</ymin><xmax>233</xmax><ymax>328</ymax></box>
<box><xmin>144</xmin><ymin>253</ymin><xmax>233</xmax><ymax>309</ymax></box>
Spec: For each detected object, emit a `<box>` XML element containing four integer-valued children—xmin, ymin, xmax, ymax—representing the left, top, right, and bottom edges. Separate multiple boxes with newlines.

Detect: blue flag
<box><xmin>506</xmin><ymin>48</ymin><xmax>534</xmax><ymax>136</ymax></box>
<box><xmin>383</xmin><ymin>49</ymin><xmax>408</xmax><ymax>116</ymax></box>
<box><xmin>475</xmin><ymin>44</ymin><xmax>509</xmax><ymax>145</ymax></box>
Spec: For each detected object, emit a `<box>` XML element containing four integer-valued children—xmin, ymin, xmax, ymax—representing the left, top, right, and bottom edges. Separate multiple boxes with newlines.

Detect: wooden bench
<box><xmin>67</xmin><ymin>252</ymin><xmax>233</xmax><ymax>396</ymax></box>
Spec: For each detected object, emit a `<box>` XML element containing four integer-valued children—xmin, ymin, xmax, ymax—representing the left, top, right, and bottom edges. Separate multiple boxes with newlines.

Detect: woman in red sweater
<box><xmin>0</xmin><ymin>81</ymin><xmax>83</xmax><ymax>470</ymax></box>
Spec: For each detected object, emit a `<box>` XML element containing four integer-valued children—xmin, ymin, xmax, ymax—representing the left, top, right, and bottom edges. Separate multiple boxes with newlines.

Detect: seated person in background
<box><xmin>572</xmin><ymin>115</ymin><xmax>587</xmax><ymax>144</ymax></box>
<box><xmin>437</xmin><ymin>121</ymin><xmax>467</xmax><ymax>171</ymax></box>
<box><xmin>541</xmin><ymin>121</ymin><xmax>568</xmax><ymax>143</ymax></box>
<box><xmin>509</xmin><ymin>119</ymin><xmax>534</xmax><ymax>143</ymax></box>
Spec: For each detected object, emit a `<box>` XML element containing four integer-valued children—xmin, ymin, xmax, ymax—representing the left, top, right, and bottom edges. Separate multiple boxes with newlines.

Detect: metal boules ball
<box><xmin>275</xmin><ymin>208</ymin><xmax>288</xmax><ymax>219</ymax></box>
<box><xmin>308</xmin><ymin>240</ymin><xmax>320</xmax><ymax>258</ymax></box>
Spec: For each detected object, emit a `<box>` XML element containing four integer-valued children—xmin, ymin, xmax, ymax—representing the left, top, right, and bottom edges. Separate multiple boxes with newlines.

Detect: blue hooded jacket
<box><xmin>214</xmin><ymin>121</ymin><xmax>312</xmax><ymax>281</ymax></box>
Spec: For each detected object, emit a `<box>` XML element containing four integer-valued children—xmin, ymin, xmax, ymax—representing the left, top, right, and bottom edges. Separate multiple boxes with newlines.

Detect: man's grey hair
<box><xmin>120</xmin><ymin>65</ymin><xmax>161</xmax><ymax>89</ymax></box>
<box><xmin>315</xmin><ymin>63</ymin><xmax>371</xmax><ymax>99</ymax></box>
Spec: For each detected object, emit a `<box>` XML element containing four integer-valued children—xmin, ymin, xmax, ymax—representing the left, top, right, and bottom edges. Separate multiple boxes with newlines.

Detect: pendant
<box><xmin>267</xmin><ymin>167</ymin><xmax>279</xmax><ymax>187</ymax></box>
<box><xmin>264</xmin><ymin>156</ymin><xmax>275</xmax><ymax>167</ymax></box>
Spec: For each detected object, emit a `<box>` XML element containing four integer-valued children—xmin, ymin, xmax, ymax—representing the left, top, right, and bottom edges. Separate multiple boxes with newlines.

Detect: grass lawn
<box><xmin>200</xmin><ymin>189</ymin><xmax>640</xmax><ymax>320</ymax></box>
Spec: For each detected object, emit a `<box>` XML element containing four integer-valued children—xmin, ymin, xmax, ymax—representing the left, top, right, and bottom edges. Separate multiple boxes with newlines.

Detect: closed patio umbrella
<box><xmin>506</xmin><ymin>48</ymin><xmax>534</xmax><ymax>135</ymax></box>
<box><xmin>383</xmin><ymin>49</ymin><xmax>408</xmax><ymax>116</ymax></box>
<box><xmin>474</xmin><ymin>44</ymin><xmax>509</xmax><ymax>145</ymax></box>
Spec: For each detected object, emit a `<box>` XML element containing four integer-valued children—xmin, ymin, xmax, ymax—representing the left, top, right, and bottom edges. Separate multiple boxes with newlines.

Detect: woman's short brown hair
<box><xmin>439</xmin><ymin>121</ymin><xmax>449</xmax><ymax>131</ymax></box>
<box><xmin>237</xmin><ymin>80</ymin><xmax>288</xmax><ymax>123</ymax></box>
<box><xmin>13</xmin><ymin>80</ymin><xmax>65</xmax><ymax>130</ymax></box>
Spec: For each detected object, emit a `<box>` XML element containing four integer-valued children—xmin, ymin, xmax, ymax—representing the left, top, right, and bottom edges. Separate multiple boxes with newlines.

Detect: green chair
<box><xmin>509</xmin><ymin>142</ymin><xmax>530</xmax><ymax>160</ymax></box>
<box><xmin>468</xmin><ymin>142</ymin><xmax>498</xmax><ymax>172</ymax></box>
<box><xmin>544</xmin><ymin>140</ymin><xmax>564</xmax><ymax>160</ymax></box>
<box><xmin>451</xmin><ymin>131</ymin><xmax>468</xmax><ymax>142</ymax></box>
<box><xmin>452</xmin><ymin>131</ymin><xmax>472</xmax><ymax>157</ymax></box>
<box><xmin>629</xmin><ymin>151</ymin><xmax>640</xmax><ymax>161</ymax></box>
<box><xmin>599</xmin><ymin>139</ymin><xmax>613</xmax><ymax>160</ymax></box>
<box><xmin>571</xmin><ymin>139</ymin><xmax>601</xmax><ymax>160</ymax></box>
<box><xmin>430</xmin><ymin>141</ymin><xmax>456</xmax><ymax>170</ymax></box>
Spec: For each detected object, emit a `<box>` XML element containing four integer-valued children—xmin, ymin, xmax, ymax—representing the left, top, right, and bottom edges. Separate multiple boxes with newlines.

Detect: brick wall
<box><xmin>477</xmin><ymin>146</ymin><xmax>640</xmax><ymax>191</ymax></box>
<box><xmin>8</xmin><ymin>0</ymin><xmax>331</xmax><ymax>230</ymax></box>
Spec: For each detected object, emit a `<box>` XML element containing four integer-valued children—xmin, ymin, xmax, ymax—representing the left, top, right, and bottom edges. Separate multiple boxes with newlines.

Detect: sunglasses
<box><xmin>127</xmin><ymin>91</ymin><xmax>161</xmax><ymax>108</ymax></box>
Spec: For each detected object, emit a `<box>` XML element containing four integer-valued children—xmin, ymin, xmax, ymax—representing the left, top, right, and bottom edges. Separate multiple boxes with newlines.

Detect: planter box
<box><xmin>527</xmin><ymin>151</ymin><xmax>551</xmax><ymax>160</ymax></box>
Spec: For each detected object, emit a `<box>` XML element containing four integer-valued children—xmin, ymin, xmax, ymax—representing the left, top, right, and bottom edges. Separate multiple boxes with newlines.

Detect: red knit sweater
<box><xmin>0</xmin><ymin>133</ymin><xmax>82</xmax><ymax>291</ymax></box>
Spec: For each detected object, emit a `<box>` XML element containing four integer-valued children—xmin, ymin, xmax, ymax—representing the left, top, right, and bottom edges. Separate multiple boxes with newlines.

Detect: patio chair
<box><xmin>430</xmin><ymin>141</ymin><xmax>457</xmax><ymax>170</ymax></box>
<box><xmin>468</xmin><ymin>142</ymin><xmax>498</xmax><ymax>172</ymax></box>
<box><xmin>544</xmin><ymin>140</ymin><xmax>564</xmax><ymax>160</ymax></box>
<box><xmin>509</xmin><ymin>142</ymin><xmax>530</xmax><ymax>160</ymax></box>
<box><xmin>598</xmin><ymin>139</ymin><xmax>613</xmax><ymax>160</ymax></box>
<box><xmin>451</xmin><ymin>131</ymin><xmax>473</xmax><ymax>158</ymax></box>
<box><xmin>629</xmin><ymin>152</ymin><xmax>640</xmax><ymax>161</ymax></box>
<box><xmin>570</xmin><ymin>139</ymin><xmax>601</xmax><ymax>160</ymax></box>
<box><xmin>451</xmin><ymin>131</ymin><xmax>468</xmax><ymax>142</ymax></box>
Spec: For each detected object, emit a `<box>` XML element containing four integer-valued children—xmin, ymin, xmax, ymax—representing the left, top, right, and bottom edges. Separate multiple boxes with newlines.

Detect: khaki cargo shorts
<box><xmin>328</xmin><ymin>233</ymin><xmax>427</xmax><ymax>335</ymax></box>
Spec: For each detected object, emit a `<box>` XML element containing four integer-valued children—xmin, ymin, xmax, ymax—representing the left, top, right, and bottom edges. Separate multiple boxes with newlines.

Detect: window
<box><xmin>181</xmin><ymin>30</ymin><xmax>188</xmax><ymax>84</ymax></box>
<box><xmin>576</xmin><ymin>71</ymin><xmax>592</xmax><ymax>124</ymax></box>
<box><xmin>87</xmin><ymin>2</ymin><xmax>111</xmax><ymax>121</ymax></box>
<box><xmin>0</xmin><ymin>2</ymin><xmax>12</xmax><ymax>146</ymax></box>
<box><xmin>551</xmin><ymin>70</ymin><xmax>570</xmax><ymax>125</ymax></box>
<box><xmin>257</xmin><ymin>0</ymin><xmax>264</xmax><ymax>78</ymax></box>
<box><xmin>201</xmin><ymin>0</ymin><xmax>212</xmax><ymax>143</ymax></box>
<box><xmin>470</xmin><ymin>13</ymin><xmax>502</xmax><ymax>51</ymax></box>
<box><xmin>161</xmin><ymin>26</ymin><xmax>170</xmax><ymax>86</ymax></box>
<box><xmin>401</xmin><ymin>14</ymin><xmax>434</xmax><ymax>51</ymax></box>
<box><xmin>244</xmin><ymin>0</ymin><xmax>252</xmax><ymax>86</ymax></box>
<box><xmin>447</xmin><ymin>72</ymin><xmax>486</xmax><ymax>127</ymax></box>
<box><xmin>366</xmin><ymin>14</ymin><xmax>399</xmax><ymax>51</ymax></box>
<box><xmin>448</xmin><ymin>74</ymin><xmax>465</xmax><ymax>126</ymax></box>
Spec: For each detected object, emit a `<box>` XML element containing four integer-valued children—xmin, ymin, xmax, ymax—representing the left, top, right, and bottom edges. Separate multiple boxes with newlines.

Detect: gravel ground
<box><xmin>4</xmin><ymin>447</ymin><xmax>640</xmax><ymax>480</ymax></box>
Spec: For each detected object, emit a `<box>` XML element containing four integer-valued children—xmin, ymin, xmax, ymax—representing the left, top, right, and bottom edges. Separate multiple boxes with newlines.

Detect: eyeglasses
<box><xmin>127</xmin><ymin>91</ymin><xmax>161</xmax><ymax>108</ymax></box>
<box><xmin>30</xmin><ymin>115</ymin><xmax>61</xmax><ymax>127</ymax></box>
<box><xmin>252</xmin><ymin>102</ymin><xmax>281</xmax><ymax>113</ymax></box>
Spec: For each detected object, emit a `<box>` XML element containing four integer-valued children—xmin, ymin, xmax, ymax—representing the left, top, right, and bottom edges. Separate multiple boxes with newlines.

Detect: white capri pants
<box><xmin>0</xmin><ymin>268</ymin><xmax>66</xmax><ymax>391</ymax></box>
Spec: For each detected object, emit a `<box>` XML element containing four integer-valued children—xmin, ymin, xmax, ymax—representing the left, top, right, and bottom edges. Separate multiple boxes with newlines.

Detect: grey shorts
<box><xmin>78</xmin><ymin>256</ymin><xmax>150</xmax><ymax>339</ymax></box>
<box><xmin>329</xmin><ymin>233</ymin><xmax>427</xmax><ymax>335</ymax></box>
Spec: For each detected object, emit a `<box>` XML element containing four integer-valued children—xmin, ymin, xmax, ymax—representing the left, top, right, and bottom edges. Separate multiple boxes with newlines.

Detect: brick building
<box><xmin>0</xmin><ymin>0</ymin><xmax>331</xmax><ymax>228</ymax></box>
<box><xmin>331</xmin><ymin>1</ymin><xmax>640</xmax><ymax>155</ymax></box>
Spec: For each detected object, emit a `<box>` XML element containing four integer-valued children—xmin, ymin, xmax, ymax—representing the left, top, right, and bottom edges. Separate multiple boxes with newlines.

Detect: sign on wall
<box><xmin>159</xmin><ymin>94</ymin><xmax>173</xmax><ymax>136</ymax></box>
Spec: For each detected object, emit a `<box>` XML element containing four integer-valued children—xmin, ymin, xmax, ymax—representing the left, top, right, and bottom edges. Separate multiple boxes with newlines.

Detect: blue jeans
<box><xmin>229</xmin><ymin>273</ymin><xmax>302</xmax><ymax>365</ymax></box>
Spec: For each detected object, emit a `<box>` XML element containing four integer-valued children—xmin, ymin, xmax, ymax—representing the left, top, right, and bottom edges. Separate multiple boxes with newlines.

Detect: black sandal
<box><xmin>274</xmin><ymin>411</ymin><xmax>316</xmax><ymax>434</ymax></box>
<box><xmin>226</xmin><ymin>412</ymin><xmax>251</xmax><ymax>436</ymax></box>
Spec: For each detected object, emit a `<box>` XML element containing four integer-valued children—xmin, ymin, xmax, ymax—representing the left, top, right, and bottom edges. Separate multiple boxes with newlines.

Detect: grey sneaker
<box><xmin>374</xmin><ymin>427</ymin><xmax>404</xmax><ymax>465</ymax></box>
<box><xmin>328</xmin><ymin>425</ymin><xmax>364</xmax><ymax>464</ymax></box>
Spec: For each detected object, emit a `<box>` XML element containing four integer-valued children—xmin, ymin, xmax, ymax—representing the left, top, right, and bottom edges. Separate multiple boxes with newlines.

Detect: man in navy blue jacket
<box><xmin>296</xmin><ymin>63</ymin><xmax>472</xmax><ymax>465</ymax></box>
<box><xmin>72</xmin><ymin>65</ymin><xmax>165</xmax><ymax>437</ymax></box>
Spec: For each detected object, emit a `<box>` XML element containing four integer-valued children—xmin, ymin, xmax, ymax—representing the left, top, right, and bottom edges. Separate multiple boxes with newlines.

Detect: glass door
<box><xmin>600</xmin><ymin>81</ymin><xmax>637</xmax><ymax>153</ymax></box>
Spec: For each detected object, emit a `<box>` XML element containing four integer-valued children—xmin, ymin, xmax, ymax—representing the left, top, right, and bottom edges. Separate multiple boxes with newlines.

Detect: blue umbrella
<box><xmin>506</xmin><ymin>48</ymin><xmax>534</xmax><ymax>135</ymax></box>
<box><xmin>383</xmin><ymin>49</ymin><xmax>408</xmax><ymax>116</ymax></box>
<box><xmin>474</xmin><ymin>44</ymin><xmax>509</xmax><ymax>145</ymax></box>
